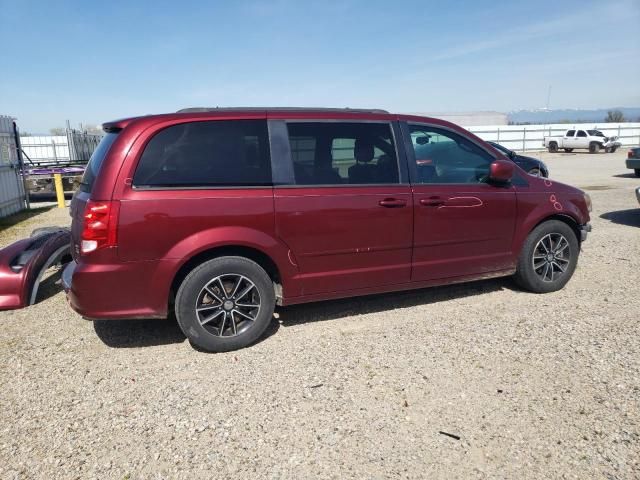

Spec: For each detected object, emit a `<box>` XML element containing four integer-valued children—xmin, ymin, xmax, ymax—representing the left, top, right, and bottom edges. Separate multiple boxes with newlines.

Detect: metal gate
<box><xmin>0</xmin><ymin>115</ymin><xmax>26</xmax><ymax>218</ymax></box>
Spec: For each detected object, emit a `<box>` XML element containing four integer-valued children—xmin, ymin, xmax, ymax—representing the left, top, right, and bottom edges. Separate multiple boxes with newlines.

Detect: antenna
<box><xmin>545</xmin><ymin>85</ymin><xmax>552</xmax><ymax>111</ymax></box>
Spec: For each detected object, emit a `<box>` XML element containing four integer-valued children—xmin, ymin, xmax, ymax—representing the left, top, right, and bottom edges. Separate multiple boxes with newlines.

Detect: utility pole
<box><xmin>545</xmin><ymin>85</ymin><xmax>552</xmax><ymax>111</ymax></box>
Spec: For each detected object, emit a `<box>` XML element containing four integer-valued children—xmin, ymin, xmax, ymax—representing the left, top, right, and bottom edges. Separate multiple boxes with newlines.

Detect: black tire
<box><xmin>548</xmin><ymin>142</ymin><xmax>558</xmax><ymax>153</ymax></box>
<box><xmin>514</xmin><ymin>220</ymin><xmax>579</xmax><ymax>293</ymax></box>
<box><xmin>609</xmin><ymin>147</ymin><xmax>617</xmax><ymax>153</ymax></box>
<box><xmin>589</xmin><ymin>142</ymin><xmax>599</xmax><ymax>154</ymax></box>
<box><xmin>175</xmin><ymin>256</ymin><xmax>276</xmax><ymax>352</ymax></box>
<box><xmin>563</xmin><ymin>148</ymin><xmax>573</xmax><ymax>153</ymax></box>
<box><xmin>635</xmin><ymin>169</ymin><xmax>640</xmax><ymax>178</ymax></box>
<box><xmin>528</xmin><ymin>168</ymin><xmax>541</xmax><ymax>176</ymax></box>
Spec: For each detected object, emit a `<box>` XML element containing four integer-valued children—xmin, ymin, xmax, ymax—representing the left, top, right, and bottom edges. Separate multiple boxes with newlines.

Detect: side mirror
<box><xmin>489</xmin><ymin>159</ymin><xmax>515</xmax><ymax>184</ymax></box>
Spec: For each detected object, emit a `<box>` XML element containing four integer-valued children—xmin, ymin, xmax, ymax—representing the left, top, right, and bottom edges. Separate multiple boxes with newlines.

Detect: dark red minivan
<box><xmin>63</xmin><ymin>108</ymin><xmax>592</xmax><ymax>352</ymax></box>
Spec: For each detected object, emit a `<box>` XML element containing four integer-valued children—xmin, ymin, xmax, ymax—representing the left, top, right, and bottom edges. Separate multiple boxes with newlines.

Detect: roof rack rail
<box><xmin>176</xmin><ymin>107</ymin><xmax>390</xmax><ymax>114</ymax></box>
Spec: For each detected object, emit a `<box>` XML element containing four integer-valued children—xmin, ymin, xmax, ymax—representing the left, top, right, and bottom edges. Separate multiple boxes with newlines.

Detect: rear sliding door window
<box><xmin>133</xmin><ymin>120</ymin><xmax>271</xmax><ymax>188</ymax></box>
<box><xmin>287</xmin><ymin>122</ymin><xmax>399</xmax><ymax>185</ymax></box>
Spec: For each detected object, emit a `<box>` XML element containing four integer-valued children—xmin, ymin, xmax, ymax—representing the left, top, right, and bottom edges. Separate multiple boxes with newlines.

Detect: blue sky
<box><xmin>1</xmin><ymin>0</ymin><xmax>639</xmax><ymax>132</ymax></box>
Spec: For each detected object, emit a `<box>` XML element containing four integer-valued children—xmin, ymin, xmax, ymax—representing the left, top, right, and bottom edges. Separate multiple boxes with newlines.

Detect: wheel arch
<box><xmin>169</xmin><ymin>245</ymin><xmax>285</xmax><ymax>308</ymax></box>
<box><xmin>531</xmin><ymin>213</ymin><xmax>581</xmax><ymax>244</ymax></box>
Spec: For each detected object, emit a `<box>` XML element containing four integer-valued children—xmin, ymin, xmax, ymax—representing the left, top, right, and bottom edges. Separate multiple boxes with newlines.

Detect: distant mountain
<box><xmin>508</xmin><ymin>107</ymin><xmax>640</xmax><ymax>124</ymax></box>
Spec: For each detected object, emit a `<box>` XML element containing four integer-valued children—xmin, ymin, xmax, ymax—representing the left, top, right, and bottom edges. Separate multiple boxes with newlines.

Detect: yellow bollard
<box><xmin>53</xmin><ymin>173</ymin><xmax>65</xmax><ymax>208</ymax></box>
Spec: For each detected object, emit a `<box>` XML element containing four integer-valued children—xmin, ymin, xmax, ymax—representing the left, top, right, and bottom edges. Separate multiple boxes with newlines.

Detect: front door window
<box><xmin>408</xmin><ymin>126</ymin><xmax>494</xmax><ymax>184</ymax></box>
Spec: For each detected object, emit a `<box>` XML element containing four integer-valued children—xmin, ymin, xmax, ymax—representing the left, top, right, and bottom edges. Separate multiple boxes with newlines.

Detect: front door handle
<box><xmin>420</xmin><ymin>197</ymin><xmax>445</xmax><ymax>207</ymax></box>
<box><xmin>378</xmin><ymin>198</ymin><xmax>407</xmax><ymax>208</ymax></box>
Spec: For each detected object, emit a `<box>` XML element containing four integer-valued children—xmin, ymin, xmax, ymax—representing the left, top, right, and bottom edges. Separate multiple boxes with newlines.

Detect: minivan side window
<box><xmin>133</xmin><ymin>120</ymin><xmax>271</xmax><ymax>188</ymax></box>
<box><xmin>287</xmin><ymin>122</ymin><xmax>399</xmax><ymax>185</ymax></box>
<box><xmin>408</xmin><ymin>125</ymin><xmax>494</xmax><ymax>184</ymax></box>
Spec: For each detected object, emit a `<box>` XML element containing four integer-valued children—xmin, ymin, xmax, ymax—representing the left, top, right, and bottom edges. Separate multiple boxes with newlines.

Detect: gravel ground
<box><xmin>0</xmin><ymin>150</ymin><xmax>638</xmax><ymax>479</ymax></box>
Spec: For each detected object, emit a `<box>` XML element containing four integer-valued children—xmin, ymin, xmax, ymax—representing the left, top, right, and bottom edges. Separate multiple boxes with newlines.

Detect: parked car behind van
<box><xmin>63</xmin><ymin>108</ymin><xmax>592</xmax><ymax>352</ymax></box>
<box><xmin>626</xmin><ymin>147</ymin><xmax>640</xmax><ymax>177</ymax></box>
<box><xmin>486</xmin><ymin>141</ymin><xmax>549</xmax><ymax>177</ymax></box>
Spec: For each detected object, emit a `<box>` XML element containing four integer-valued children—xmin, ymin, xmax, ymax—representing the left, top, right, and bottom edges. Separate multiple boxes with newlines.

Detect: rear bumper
<box><xmin>61</xmin><ymin>260</ymin><xmax>75</xmax><ymax>292</ymax></box>
<box><xmin>63</xmin><ymin>257</ymin><xmax>180</xmax><ymax>320</ymax></box>
<box><xmin>579</xmin><ymin>223</ymin><xmax>592</xmax><ymax>242</ymax></box>
<box><xmin>626</xmin><ymin>159</ymin><xmax>640</xmax><ymax>169</ymax></box>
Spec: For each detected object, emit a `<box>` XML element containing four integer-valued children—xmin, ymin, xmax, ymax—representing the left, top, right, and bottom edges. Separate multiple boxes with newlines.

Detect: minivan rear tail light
<box><xmin>81</xmin><ymin>200</ymin><xmax>120</xmax><ymax>254</ymax></box>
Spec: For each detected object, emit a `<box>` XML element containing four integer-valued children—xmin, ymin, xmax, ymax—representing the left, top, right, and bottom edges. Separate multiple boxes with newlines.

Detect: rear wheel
<box><xmin>514</xmin><ymin>220</ymin><xmax>579</xmax><ymax>293</ymax></box>
<box><xmin>548</xmin><ymin>142</ymin><xmax>558</xmax><ymax>153</ymax></box>
<box><xmin>563</xmin><ymin>148</ymin><xmax>573</xmax><ymax>153</ymax></box>
<box><xmin>589</xmin><ymin>142</ymin><xmax>600</xmax><ymax>154</ymax></box>
<box><xmin>175</xmin><ymin>256</ymin><xmax>276</xmax><ymax>352</ymax></box>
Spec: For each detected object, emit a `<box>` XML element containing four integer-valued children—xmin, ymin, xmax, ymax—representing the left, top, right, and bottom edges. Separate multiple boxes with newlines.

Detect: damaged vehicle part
<box><xmin>0</xmin><ymin>228</ymin><xmax>71</xmax><ymax>310</ymax></box>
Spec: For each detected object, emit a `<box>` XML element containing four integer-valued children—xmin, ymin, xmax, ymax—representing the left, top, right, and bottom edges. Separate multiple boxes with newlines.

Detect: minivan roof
<box><xmin>101</xmin><ymin>108</ymin><xmax>461</xmax><ymax>133</ymax></box>
<box><xmin>177</xmin><ymin>107</ymin><xmax>390</xmax><ymax>114</ymax></box>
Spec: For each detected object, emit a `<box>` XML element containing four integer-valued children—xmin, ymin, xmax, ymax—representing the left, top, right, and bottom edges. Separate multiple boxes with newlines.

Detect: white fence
<box><xmin>0</xmin><ymin>115</ymin><xmax>26</xmax><ymax>218</ymax></box>
<box><xmin>19</xmin><ymin>135</ymin><xmax>70</xmax><ymax>161</ymax></box>
<box><xmin>466</xmin><ymin>122</ymin><xmax>640</xmax><ymax>152</ymax></box>
<box><xmin>19</xmin><ymin>131</ymin><xmax>102</xmax><ymax>166</ymax></box>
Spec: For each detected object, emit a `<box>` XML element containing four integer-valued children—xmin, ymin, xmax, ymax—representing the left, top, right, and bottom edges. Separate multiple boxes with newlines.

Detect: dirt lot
<box><xmin>1</xmin><ymin>150</ymin><xmax>638</xmax><ymax>479</ymax></box>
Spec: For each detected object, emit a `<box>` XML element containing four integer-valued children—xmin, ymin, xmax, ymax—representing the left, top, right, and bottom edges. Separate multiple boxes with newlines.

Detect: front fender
<box><xmin>513</xmin><ymin>188</ymin><xmax>585</xmax><ymax>254</ymax></box>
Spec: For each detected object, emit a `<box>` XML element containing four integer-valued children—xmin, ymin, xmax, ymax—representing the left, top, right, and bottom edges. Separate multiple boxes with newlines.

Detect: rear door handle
<box><xmin>420</xmin><ymin>197</ymin><xmax>445</xmax><ymax>207</ymax></box>
<box><xmin>378</xmin><ymin>198</ymin><xmax>407</xmax><ymax>208</ymax></box>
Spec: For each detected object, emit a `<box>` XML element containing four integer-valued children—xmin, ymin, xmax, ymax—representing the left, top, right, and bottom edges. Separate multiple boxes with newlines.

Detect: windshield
<box><xmin>79</xmin><ymin>133</ymin><xmax>118</xmax><ymax>193</ymax></box>
<box><xmin>587</xmin><ymin>130</ymin><xmax>605</xmax><ymax>137</ymax></box>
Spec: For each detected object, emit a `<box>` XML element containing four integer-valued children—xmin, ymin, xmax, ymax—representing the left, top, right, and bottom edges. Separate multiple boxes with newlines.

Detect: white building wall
<box><xmin>410</xmin><ymin>111</ymin><xmax>509</xmax><ymax>126</ymax></box>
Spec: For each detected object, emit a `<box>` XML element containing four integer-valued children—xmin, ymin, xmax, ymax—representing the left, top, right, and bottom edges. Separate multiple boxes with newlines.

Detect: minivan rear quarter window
<box><xmin>79</xmin><ymin>132</ymin><xmax>118</xmax><ymax>193</ymax></box>
<box><xmin>133</xmin><ymin>120</ymin><xmax>271</xmax><ymax>188</ymax></box>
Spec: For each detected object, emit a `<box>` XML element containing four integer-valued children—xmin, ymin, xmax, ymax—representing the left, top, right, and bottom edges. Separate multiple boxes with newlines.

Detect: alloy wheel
<box><xmin>532</xmin><ymin>233</ymin><xmax>571</xmax><ymax>282</ymax></box>
<box><xmin>195</xmin><ymin>274</ymin><xmax>261</xmax><ymax>337</ymax></box>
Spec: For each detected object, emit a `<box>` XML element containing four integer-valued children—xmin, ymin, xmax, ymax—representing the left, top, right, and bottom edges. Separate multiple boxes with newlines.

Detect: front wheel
<box><xmin>589</xmin><ymin>142</ymin><xmax>600</xmax><ymax>154</ymax></box>
<box><xmin>514</xmin><ymin>220</ymin><xmax>579</xmax><ymax>293</ymax></box>
<box><xmin>175</xmin><ymin>256</ymin><xmax>276</xmax><ymax>352</ymax></box>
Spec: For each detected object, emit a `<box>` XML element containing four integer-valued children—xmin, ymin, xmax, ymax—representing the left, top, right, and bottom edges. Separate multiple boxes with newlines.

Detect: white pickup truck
<box><xmin>543</xmin><ymin>129</ymin><xmax>621</xmax><ymax>154</ymax></box>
